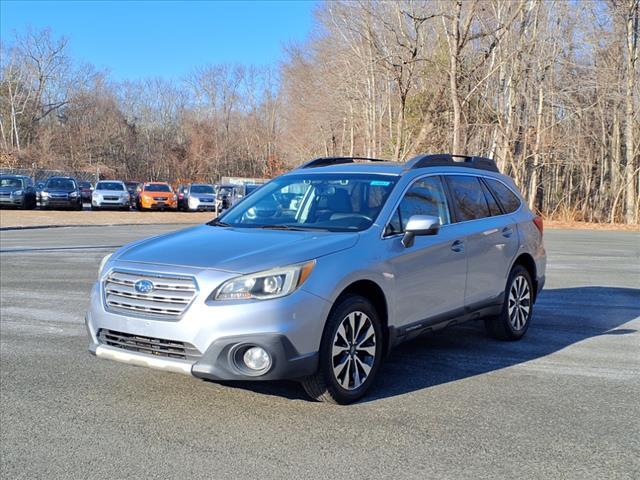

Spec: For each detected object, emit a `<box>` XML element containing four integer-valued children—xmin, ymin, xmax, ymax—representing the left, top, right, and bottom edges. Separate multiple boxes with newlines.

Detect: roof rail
<box><xmin>405</xmin><ymin>154</ymin><xmax>499</xmax><ymax>173</ymax></box>
<box><xmin>300</xmin><ymin>156</ymin><xmax>389</xmax><ymax>169</ymax></box>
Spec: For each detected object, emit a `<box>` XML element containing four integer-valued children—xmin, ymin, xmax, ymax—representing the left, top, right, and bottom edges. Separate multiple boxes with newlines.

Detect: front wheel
<box><xmin>301</xmin><ymin>295</ymin><xmax>383</xmax><ymax>404</ymax></box>
<box><xmin>485</xmin><ymin>265</ymin><xmax>533</xmax><ymax>341</ymax></box>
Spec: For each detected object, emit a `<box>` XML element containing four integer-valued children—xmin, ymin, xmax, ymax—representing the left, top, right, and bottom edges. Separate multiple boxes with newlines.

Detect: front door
<box><xmin>384</xmin><ymin>175</ymin><xmax>467</xmax><ymax>328</ymax></box>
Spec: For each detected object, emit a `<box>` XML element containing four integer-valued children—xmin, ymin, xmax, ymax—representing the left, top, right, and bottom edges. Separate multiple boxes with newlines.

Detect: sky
<box><xmin>0</xmin><ymin>0</ymin><xmax>317</xmax><ymax>80</ymax></box>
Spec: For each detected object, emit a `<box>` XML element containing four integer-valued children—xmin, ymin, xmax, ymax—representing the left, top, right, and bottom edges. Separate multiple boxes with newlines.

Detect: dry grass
<box><xmin>1</xmin><ymin>208</ymin><xmax>638</xmax><ymax>231</ymax></box>
<box><xmin>0</xmin><ymin>208</ymin><xmax>214</xmax><ymax>229</ymax></box>
<box><xmin>543</xmin><ymin>219</ymin><xmax>639</xmax><ymax>231</ymax></box>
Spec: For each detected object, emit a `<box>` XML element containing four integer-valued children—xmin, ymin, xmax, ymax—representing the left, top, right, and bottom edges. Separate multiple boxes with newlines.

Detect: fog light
<box><xmin>243</xmin><ymin>347</ymin><xmax>271</xmax><ymax>372</ymax></box>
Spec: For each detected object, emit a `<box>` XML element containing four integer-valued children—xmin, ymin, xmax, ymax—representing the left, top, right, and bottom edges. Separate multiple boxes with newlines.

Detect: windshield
<box><xmin>78</xmin><ymin>182</ymin><xmax>92</xmax><ymax>189</ymax></box>
<box><xmin>96</xmin><ymin>182</ymin><xmax>124</xmax><ymax>191</ymax></box>
<box><xmin>0</xmin><ymin>177</ymin><xmax>23</xmax><ymax>189</ymax></box>
<box><xmin>46</xmin><ymin>178</ymin><xmax>76</xmax><ymax>190</ymax></box>
<box><xmin>217</xmin><ymin>187</ymin><xmax>233</xmax><ymax>196</ymax></box>
<box><xmin>217</xmin><ymin>174</ymin><xmax>398</xmax><ymax>232</ymax></box>
<box><xmin>125</xmin><ymin>182</ymin><xmax>139</xmax><ymax>192</ymax></box>
<box><xmin>191</xmin><ymin>185</ymin><xmax>214</xmax><ymax>194</ymax></box>
<box><xmin>145</xmin><ymin>184</ymin><xmax>171</xmax><ymax>192</ymax></box>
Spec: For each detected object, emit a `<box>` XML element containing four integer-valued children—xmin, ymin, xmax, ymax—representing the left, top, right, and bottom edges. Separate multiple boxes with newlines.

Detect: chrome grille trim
<box><xmin>103</xmin><ymin>270</ymin><xmax>197</xmax><ymax>319</ymax></box>
<box><xmin>98</xmin><ymin>329</ymin><xmax>201</xmax><ymax>361</ymax></box>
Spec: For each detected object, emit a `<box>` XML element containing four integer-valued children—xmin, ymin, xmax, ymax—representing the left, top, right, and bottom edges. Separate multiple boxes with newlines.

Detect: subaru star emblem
<box><xmin>134</xmin><ymin>279</ymin><xmax>154</xmax><ymax>294</ymax></box>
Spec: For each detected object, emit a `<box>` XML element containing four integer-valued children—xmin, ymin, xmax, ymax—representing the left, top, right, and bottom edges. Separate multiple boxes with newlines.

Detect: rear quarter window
<box><xmin>445</xmin><ymin>175</ymin><xmax>491</xmax><ymax>222</ymax></box>
<box><xmin>485</xmin><ymin>178</ymin><xmax>521</xmax><ymax>214</ymax></box>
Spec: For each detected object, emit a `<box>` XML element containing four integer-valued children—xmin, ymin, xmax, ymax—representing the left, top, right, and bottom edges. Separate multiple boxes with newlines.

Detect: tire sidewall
<box><xmin>502</xmin><ymin>265</ymin><xmax>534</xmax><ymax>339</ymax></box>
<box><xmin>319</xmin><ymin>295</ymin><xmax>383</xmax><ymax>403</ymax></box>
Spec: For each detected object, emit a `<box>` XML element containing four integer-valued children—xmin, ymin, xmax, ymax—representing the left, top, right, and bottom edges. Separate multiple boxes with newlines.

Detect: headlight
<box><xmin>98</xmin><ymin>253</ymin><xmax>112</xmax><ymax>277</ymax></box>
<box><xmin>69</xmin><ymin>191</ymin><xmax>79</xmax><ymax>198</ymax></box>
<box><xmin>172</xmin><ymin>194</ymin><xmax>177</xmax><ymax>201</ymax></box>
<box><xmin>41</xmin><ymin>191</ymin><xmax>49</xmax><ymax>198</ymax></box>
<box><xmin>13</xmin><ymin>190</ymin><xmax>23</xmax><ymax>196</ymax></box>
<box><xmin>211</xmin><ymin>260</ymin><xmax>315</xmax><ymax>301</ymax></box>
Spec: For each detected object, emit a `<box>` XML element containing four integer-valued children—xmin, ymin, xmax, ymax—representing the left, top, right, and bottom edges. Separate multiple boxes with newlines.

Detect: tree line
<box><xmin>1</xmin><ymin>0</ymin><xmax>638</xmax><ymax>223</ymax></box>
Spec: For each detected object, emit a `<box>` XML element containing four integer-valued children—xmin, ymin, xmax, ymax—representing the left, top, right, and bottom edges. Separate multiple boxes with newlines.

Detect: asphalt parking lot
<box><xmin>1</xmin><ymin>225</ymin><xmax>638</xmax><ymax>479</ymax></box>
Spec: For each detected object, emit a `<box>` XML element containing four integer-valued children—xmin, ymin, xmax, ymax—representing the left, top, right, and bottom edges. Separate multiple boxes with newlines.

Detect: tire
<box><xmin>301</xmin><ymin>294</ymin><xmax>383</xmax><ymax>404</ymax></box>
<box><xmin>75</xmin><ymin>201</ymin><xmax>83</xmax><ymax>211</ymax></box>
<box><xmin>91</xmin><ymin>205</ymin><xmax>99</xmax><ymax>211</ymax></box>
<box><xmin>485</xmin><ymin>265</ymin><xmax>534</xmax><ymax>341</ymax></box>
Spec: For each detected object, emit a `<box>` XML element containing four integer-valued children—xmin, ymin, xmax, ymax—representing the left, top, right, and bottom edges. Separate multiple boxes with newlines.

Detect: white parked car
<box><xmin>91</xmin><ymin>181</ymin><xmax>130</xmax><ymax>211</ymax></box>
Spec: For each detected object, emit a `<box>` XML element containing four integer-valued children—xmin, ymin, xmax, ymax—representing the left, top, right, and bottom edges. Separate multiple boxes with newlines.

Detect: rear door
<box><xmin>444</xmin><ymin>175</ymin><xmax>519</xmax><ymax>309</ymax></box>
<box><xmin>384</xmin><ymin>175</ymin><xmax>467</xmax><ymax>328</ymax></box>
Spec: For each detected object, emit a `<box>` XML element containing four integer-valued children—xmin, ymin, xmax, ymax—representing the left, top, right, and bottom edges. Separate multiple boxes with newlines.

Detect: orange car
<box><xmin>136</xmin><ymin>182</ymin><xmax>178</xmax><ymax>211</ymax></box>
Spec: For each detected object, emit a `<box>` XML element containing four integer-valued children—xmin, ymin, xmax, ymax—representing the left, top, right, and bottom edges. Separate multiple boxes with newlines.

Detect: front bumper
<box><xmin>140</xmin><ymin>197</ymin><xmax>177</xmax><ymax>210</ymax></box>
<box><xmin>0</xmin><ymin>195</ymin><xmax>23</xmax><ymax>206</ymax></box>
<box><xmin>186</xmin><ymin>199</ymin><xmax>216</xmax><ymax>211</ymax></box>
<box><xmin>41</xmin><ymin>197</ymin><xmax>79</xmax><ymax>207</ymax></box>
<box><xmin>93</xmin><ymin>197</ymin><xmax>129</xmax><ymax>208</ymax></box>
<box><xmin>86</xmin><ymin>266</ymin><xmax>330</xmax><ymax>381</ymax></box>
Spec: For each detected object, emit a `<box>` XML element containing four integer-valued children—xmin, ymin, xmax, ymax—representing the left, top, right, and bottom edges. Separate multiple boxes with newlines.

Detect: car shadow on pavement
<box><xmin>365</xmin><ymin>286</ymin><xmax>640</xmax><ymax>402</ymax></box>
<box><xmin>218</xmin><ymin>286</ymin><xmax>640</xmax><ymax>403</ymax></box>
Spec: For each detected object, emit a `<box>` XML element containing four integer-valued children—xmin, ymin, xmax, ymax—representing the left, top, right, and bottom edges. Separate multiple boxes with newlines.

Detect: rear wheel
<box><xmin>302</xmin><ymin>295</ymin><xmax>383</xmax><ymax>404</ymax></box>
<box><xmin>485</xmin><ymin>265</ymin><xmax>533</xmax><ymax>341</ymax></box>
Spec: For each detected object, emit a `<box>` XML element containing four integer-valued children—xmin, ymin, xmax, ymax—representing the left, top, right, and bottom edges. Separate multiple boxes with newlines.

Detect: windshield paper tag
<box><xmin>370</xmin><ymin>180</ymin><xmax>391</xmax><ymax>186</ymax></box>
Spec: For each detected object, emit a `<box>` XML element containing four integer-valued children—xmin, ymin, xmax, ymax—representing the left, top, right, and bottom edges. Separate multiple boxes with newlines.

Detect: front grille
<box><xmin>98</xmin><ymin>329</ymin><xmax>201</xmax><ymax>360</ymax></box>
<box><xmin>103</xmin><ymin>270</ymin><xmax>197</xmax><ymax>319</ymax></box>
<box><xmin>199</xmin><ymin>197</ymin><xmax>213</xmax><ymax>202</ymax></box>
<box><xmin>104</xmin><ymin>196</ymin><xmax>120</xmax><ymax>201</ymax></box>
<box><xmin>153</xmin><ymin>197</ymin><xmax>167</xmax><ymax>201</ymax></box>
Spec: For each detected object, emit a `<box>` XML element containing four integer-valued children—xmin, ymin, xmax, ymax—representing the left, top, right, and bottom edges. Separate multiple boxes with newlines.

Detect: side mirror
<box><xmin>401</xmin><ymin>215</ymin><xmax>440</xmax><ymax>248</ymax></box>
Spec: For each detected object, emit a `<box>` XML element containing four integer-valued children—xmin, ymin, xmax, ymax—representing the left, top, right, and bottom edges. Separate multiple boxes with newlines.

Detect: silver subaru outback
<box><xmin>86</xmin><ymin>154</ymin><xmax>546</xmax><ymax>404</ymax></box>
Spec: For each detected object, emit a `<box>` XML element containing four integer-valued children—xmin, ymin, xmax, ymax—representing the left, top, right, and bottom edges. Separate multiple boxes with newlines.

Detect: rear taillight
<box><xmin>533</xmin><ymin>216</ymin><xmax>544</xmax><ymax>235</ymax></box>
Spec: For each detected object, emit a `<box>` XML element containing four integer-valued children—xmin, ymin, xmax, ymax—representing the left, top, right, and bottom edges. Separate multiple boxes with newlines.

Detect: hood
<box><xmin>143</xmin><ymin>191</ymin><xmax>173</xmax><ymax>197</ymax></box>
<box><xmin>115</xmin><ymin>224</ymin><xmax>359</xmax><ymax>273</ymax></box>
<box><xmin>95</xmin><ymin>189</ymin><xmax>127</xmax><ymax>195</ymax></box>
<box><xmin>44</xmin><ymin>188</ymin><xmax>75</xmax><ymax>194</ymax></box>
<box><xmin>0</xmin><ymin>186</ymin><xmax>22</xmax><ymax>193</ymax></box>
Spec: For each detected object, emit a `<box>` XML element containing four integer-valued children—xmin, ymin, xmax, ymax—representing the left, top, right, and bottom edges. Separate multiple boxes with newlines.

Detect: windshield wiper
<box><xmin>258</xmin><ymin>225</ymin><xmax>332</xmax><ymax>232</ymax></box>
<box><xmin>208</xmin><ymin>219</ymin><xmax>231</xmax><ymax>227</ymax></box>
<box><xmin>258</xmin><ymin>225</ymin><xmax>310</xmax><ymax>231</ymax></box>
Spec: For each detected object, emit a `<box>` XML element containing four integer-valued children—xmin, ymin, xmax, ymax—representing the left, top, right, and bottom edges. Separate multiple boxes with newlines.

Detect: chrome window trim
<box><xmin>380</xmin><ymin>171</ymin><xmax>523</xmax><ymax>240</ymax></box>
<box><xmin>101</xmin><ymin>267</ymin><xmax>200</xmax><ymax>321</ymax></box>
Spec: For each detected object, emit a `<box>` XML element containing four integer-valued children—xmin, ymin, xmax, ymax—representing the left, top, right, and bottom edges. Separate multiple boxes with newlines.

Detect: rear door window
<box><xmin>484</xmin><ymin>178</ymin><xmax>521</xmax><ymax>214</ymax></box>
<box><xmin>445</xmin><ymin>175</ymin><xmax>491</xmax><ymax>222</ymax></box>
<box><xmin>480</xmin><ymin>179</ymin><xmax>502</xmax><ymax>216</ymax></box>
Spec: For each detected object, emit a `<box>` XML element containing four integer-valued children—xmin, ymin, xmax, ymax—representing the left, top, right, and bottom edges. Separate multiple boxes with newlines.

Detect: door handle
<box><xmin>451</xmin><ymin>240</ymin><xmax>465</xmax><ymax>253</ymax></box>
<box><xmin>502</xmin><ymin>227</ymin><xmax>513</xmax><ymax>238</ymax></box>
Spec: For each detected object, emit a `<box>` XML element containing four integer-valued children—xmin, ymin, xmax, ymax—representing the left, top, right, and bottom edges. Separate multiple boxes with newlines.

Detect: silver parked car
<box><xmin>0</xmin><ymin>174</ymin><xmax>37</xmax><ymax>209</ymax></box>
<box><xmin>87</xmin><ymin>154</ymin><xmax>546</xmax><ymax>404</ymax></box>
<box><xmin>91</xmin><ymin>181</ymin><xmax>130</xmax><ymax>210</ymax></box>
<box><xmin>181</xmin><ymin>183</ymin><xmax>217</xmax><ymax>211</ymax></box>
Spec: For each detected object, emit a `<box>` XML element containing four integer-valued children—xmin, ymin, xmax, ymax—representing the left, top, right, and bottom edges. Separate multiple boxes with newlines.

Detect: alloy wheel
<box><xmin>508</xmin><ymin>275</ymin><xmax>531</xmax><ymax>330</ymax></box>
<box><xmin>331</xmin><ymin>311</ymin><xmax>376</xmax><ymax>390</ymax></box>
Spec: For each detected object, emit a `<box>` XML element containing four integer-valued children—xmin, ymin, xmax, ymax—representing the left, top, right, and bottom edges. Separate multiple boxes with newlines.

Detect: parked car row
<box><xmin>0</xmin><ymin>174</ymin><xmax>263</xmax><ymax>212</ymax></box>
